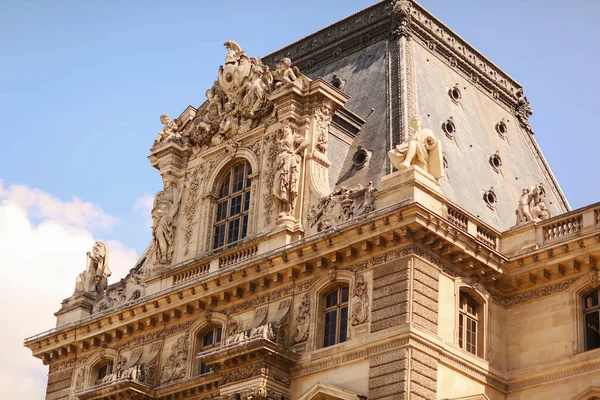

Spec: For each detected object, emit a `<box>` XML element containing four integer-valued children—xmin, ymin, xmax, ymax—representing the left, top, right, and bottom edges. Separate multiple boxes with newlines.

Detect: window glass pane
<box><xmin>326</xmin><ymin>290</ymin><xmax>338</xmax><ymax>308</ymax></box>
<box><xmin>216</xmin><ymin>201</ymin><xmax>227</xmax><ymax>221</ymax></box>
<box><xmin>230</xmin><ymin>194</ymin><xmax>242</xmax><ymax>216</ymax></box>
<box><xmin>585</xmin><ymin>291</ymin><xmax>599</xmax><ymax>310</ymax></box>
<box><xmin>241</xmin><ymin>214</ymin><xmax>248</xmax><ymax>239</ymax></box>
<box><xmin>216</xmin><ymin>327</ymin><xmax>222</xmax><ymax>343</ymax></box>
<box><xmin>458</xmin><ymin>314</ymin><xmax>464</xmax><ymax>348</ymax></box>
<box><xmin>213</xmin><ymin>224</ymin><xmax>225</xmax><ymax>249</ymax></box>
<box><xmin>585</xmin><ymin>311</ymin><xmax>600</xmax><ymax>351</ymax></box>
<box><xmin>232</xmin><ymin>164</ymin><xmax>245</xmax><ymax>192</ymax></box>
<box><xmin>467</xmin><ymin>317</ymin><xmax>477</xmax><ymax>354</ymax></box>
<box><xmin>247</xmin><ymin>164</ymin><xmax>253</xmax><ymax>182</ymax></box>
<box><xmin>339</xmin><ymin>305</ymin><xmax>348</xmax><ymax>343</ymax></box>
<box><xmin>466</xmin><ymin>295</ymin><xmax>477</xmax><ymax>316</ymax></box>
<box><xmin>227</xmin><ymin>218</ymin><xmax>240</xmax><ymax>244</ymax></box>
<box><xmin>199</xmin><ymin>362</ymin><xmax>211</xmax><ymax>375</ymax></box>
<box><xmin>341</xmin><ymin>286</ymin><xmax>349</xmax><ymax>303</ymax></box>
<box><xmin>244</xmin><ymin>191</ymin><xmax>251</xmax><ymax>212</ymax></box>
<box><xmin>218</xmin><ymin>173</ymin><xmax>230</xmax><ymax>198</ymax></box>
<box><xmin>203</xmin><ymin>330</ymin><xmax>214</xmax><ymax>347</ymax></box>
<box><xmin>324</xmin><ymin>310</ymin><xmax>337</xmax><ymax>347</ymax></box>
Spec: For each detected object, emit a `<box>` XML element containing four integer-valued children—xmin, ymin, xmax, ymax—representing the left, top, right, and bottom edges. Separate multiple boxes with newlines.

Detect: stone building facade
<box><xmin>25</xmin><ymin>1</ymin><xmax>600</xmax><ymax>399</ymax></box>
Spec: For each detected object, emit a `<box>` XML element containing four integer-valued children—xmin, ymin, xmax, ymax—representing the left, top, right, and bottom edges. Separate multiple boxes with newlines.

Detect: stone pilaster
<box><xmin>371</xmin><ymin>258</ymin><xmax>410</xmax><ymax>332</ymax></box>
<box><xmin>46</xmin><ymin>367</ymin><xmax>73</xmax><ymax>400</ymax></box>
<box><xmin>411</xmin><ymin>258</ymin><xmax>439</xmax><ymax>334</ymax></box>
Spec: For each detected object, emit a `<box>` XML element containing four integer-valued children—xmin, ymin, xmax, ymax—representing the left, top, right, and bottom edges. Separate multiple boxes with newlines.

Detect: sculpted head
<box><xmin>162</xmin><ymin>173</ymin><xmax>177</xmax><ymax>189</ymax></box>
<box><xmin>410</xmin><ymin>115</ymin><xmax>422</xmax><ymax>131</ymax></box>
<box><xmin>160</xmin><ymin>114</ymin><xmax>170</xmax><ymax>125</ymax></box>
<box><xmin>279</xmin><ymin>58</ymin><xmax>292</xmax><ymax>69</ymax></box>
<box><xmin>92</xmin><ymin>241</ymin><xmax>106</xmax><ymax>259</ymax></box>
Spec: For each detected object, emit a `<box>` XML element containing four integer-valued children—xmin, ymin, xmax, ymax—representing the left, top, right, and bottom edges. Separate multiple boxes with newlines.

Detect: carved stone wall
<box><xmin>371</xmin><ymin>258</ymin><xmax>410</xmax><ymax>332</ymax></box>
<box><xmin>412</xmin><ymin>258</ymin><xmax>439</xmax><ymax>334</ymax></box>
<box><xmin>46</xmin><ymin>367</ymin><xmax>73</xmax><ymax>400</ymax></box>
<box><xmin>368</xmin><ymin>347</ymin><xmax>438</xmax><ymax>400</ymax></box>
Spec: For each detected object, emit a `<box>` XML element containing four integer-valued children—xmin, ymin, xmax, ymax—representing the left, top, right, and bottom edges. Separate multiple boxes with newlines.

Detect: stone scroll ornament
<box><xmin>272</xmin><ymin>122</ymin><xmax>309</xmax><ymax>219</ymax></box>
<box><xmin>308</xmin><ymin>183</ymin><xmax>376</xmax><ymax>232</ymax></box>
<box><xmin>388</xmin><ymin>115</ymin><xmax>444</xmax><ymax>179</ymax></box>
<box><xmin>74</xmin><ymin>241</ymin><xmax>111</xmax><ymax>296</ymax></box>
<box><xmin>159</xmin><ymin>335</ymin><xmax>188</xmax><ymax>384</ymax></box>
<box><xmin>177</xmin><ymin>40</ymin><xmax>300</xmax><ymax>154</ymax></box>
<box><xmin>152</xmin><ymin>172</ymin><xmax>183</xmax><ymax>264</ymax></box>
<box><xmin>351</xmin><ymin>275</ymin><xmax>369</xmax><ymax>326</ymax></box>
<box><xmin>514</xmin><ymin>183</ymin><xmax>551</xmax><ymax>225</ymax></box>
<box><xmin>292</xmin><ymin>292</ymin><xmax>311</xmax><ymax>344</ymax></box>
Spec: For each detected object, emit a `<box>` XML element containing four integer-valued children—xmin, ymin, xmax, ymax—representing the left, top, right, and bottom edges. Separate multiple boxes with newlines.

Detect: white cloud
<box><xmin>133</xmin><ymin>193</ymin><xmax>154</xmax><ymax>229</ymax></box>
<box><xmin>0</xmin><ymin>180</ymin><xmax>119</xmax><ymax>231</ymax></box>
<box><xmin>0</xmin><ymin>182</ymin><xmax>138</xmax><ymax>399</ymax></box>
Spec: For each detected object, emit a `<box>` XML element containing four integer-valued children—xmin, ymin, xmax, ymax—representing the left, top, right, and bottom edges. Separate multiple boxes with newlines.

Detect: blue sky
<box><xmin>1</xmin><ymin>0</ymin><xmax>599</xmax><ymax>253</ymax></box>
<box><xmin>0</xmin><ymin>1</ymin><xmax>598</xmax><ymax>397</ymax></box>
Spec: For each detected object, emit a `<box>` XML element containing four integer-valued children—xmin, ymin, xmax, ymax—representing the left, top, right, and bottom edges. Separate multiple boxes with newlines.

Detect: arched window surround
<box><xmin>454</xmin><ymin>279</ymin><xmax>489</xmax><ymax>359</ymax></box>
<box><xmin>79</xmin><ymin>348</ymin><xmax>118</xmax><ymax>389</ymax></box>
<box><xmin>199</xmin><ymin>152</ymin><xmax>260</xmax><ymax>255</ymax></box>
<box><xmin>310</xmin><ymin>271</ymin><xmax>357</xmax><ymax>352</ymax></box>
<box><xmin>187</xmin><ymin>314</ymin><xmax>227</xmax><ymax>378</ymax></box>
<box><xmin>570</xmin><ymin>274</ymin><xmax>600</xmax><ymax>355</ymax></box>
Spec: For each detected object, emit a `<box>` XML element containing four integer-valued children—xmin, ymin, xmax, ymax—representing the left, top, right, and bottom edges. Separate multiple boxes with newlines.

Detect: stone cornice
<box><xmin>263</xmin><ymin>0</ymin><xmax>522</xmax><ymax>110</ymax></box>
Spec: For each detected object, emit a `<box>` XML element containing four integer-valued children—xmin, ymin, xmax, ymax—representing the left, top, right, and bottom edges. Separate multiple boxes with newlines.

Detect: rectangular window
<box><xmin>339</xmin><ymin>305</ymin><xmax>348</xmax><ymax>343</ymax></box>
<box><xmin>213</xmin><ymin>224</ymin><xmax>225</xmax><ymax>249</ymax></box>
<box><xmin>585</xmin><ymin>311</ymin><xmax>600</xmax><ymax>351</ymax></box>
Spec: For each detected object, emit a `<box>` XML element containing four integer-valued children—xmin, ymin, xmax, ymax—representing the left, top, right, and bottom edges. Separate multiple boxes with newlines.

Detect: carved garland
<box><xmin>183</xmin><ymin>166</ymin><xmax>202</xmax><ymax>256</ymax></box>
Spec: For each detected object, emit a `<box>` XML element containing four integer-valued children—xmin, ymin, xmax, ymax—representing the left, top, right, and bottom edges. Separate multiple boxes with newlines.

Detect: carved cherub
<box><xmin>274</xmin><ymin>57</ymin><xmax>298</xmax><ymax>87</ymax></box>
<box><xmin>154</xmin><ymin>114</ymin><xmax>181</xmax><ymax>146</ymax></box>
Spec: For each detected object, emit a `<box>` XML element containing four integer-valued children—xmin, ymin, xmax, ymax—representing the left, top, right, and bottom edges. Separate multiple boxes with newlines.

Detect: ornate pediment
<box><xmin>297</xmin><ymin>383</ymin><xmax>366</xmax><ymax>400</ymax></box>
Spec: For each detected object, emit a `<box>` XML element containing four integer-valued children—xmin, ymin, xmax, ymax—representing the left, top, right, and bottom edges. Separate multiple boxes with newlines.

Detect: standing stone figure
<box><xmin>272</xmin><ymin>123</ymin><xmax>309</xmax><ymax>218</ymax></box>
<box><xmin>516</xmin><ymin>188</ymin><xmax>533</xmax><ymax>224</ymax></box>
<box><xmin>152</xmin><ymin>173</ymin><xmax>183</xmax><ymax>264</ymax></box>
<box><xmin>388</xmin><ymin>115</ymin><xmax>444</xmax><ymax>179</ymax></box>
<box><xmin>74</xmin><ymin>241</ymin><xmax>111</xmax><ymax>295</ymax></box>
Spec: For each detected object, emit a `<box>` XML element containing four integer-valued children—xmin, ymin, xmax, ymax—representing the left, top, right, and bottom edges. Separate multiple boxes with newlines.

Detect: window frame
<box><xmin>92</xmin><ymin>359</ymin><xmax>114</xmax><ymax>385</ymax></box>
<box><xmin>212</xmin><ymin>160</ymin><xmax>252</xmax><ymax>251</ymax></box>
<box><xmin>195</xmin><ymin>325</ymin><xmax>223</xmax><ymax>376</ymax></box>
<box><xmin>458</xmin><ymin>291</ymin><xmax>479</xmax><ymax>355</ymax></box>
<box><xmin>322</xmin><ymin>285</ymin><xmax>350</xmax><ymax>348</ymax></box>
<box><xmin>583</xmin><ymin>287</ymin><xmax>600</xmax><ymax>352</ymax></box>
<box><xmin>454</xmin><ymin>285</ymin><xmax>488</xmax><ymax>359</ymax></box>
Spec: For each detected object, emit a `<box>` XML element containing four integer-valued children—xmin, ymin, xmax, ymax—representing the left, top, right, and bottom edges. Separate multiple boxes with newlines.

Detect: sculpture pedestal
<box><xmin>377</xmin><ymin>165</ymin><xmax>443</xmax><ymax>215</ymax></box>
<box><xmin>55</xmin><ymin>291</ymin><xmax>99</xmax><ymax>327</ymax></box>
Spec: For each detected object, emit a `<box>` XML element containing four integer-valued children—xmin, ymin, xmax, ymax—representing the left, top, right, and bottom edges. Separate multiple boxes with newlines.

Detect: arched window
<box><xmin>195</xmin><ymin>325</ymin><xmax>222</xmax><ymax>375</ymax></box>
<box><xmin>213</xmin><ymin>161</ymin><xmax>252</xmax><ymax>250</ymax></box>
<box><xmin>583</xmin><ymin>288</ymin><xmax>600</xmax><ymax>351</ymax></box>
<box><xmin>323</xmin><ymin>285</ymin><xmax>349</xmax><ymax>348</ymax></box>
<box><xmin>92</xmin><ymin>359</ymin><xmax>114</xmax><ymax>384</ymax></box>
<box><xmin>458</xmin><ymin>291</ymin><xmax>479</xmax><ymax>355</ymax></box>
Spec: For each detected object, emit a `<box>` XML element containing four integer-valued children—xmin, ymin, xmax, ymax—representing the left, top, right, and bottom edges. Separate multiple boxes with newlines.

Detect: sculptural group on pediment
<box><xmin>308</xmin><ymin>182</ymin><xmax>376</xmax><ymax>232</ymax></box>
<box><xmin>515</xmin><ymin>183</ymin><xmax>550</xmax><ymax>225</ymax></box>
<box><xmin>153</xmin><ymin>114</ymin><xmax>182</xmax><ymax>148</ymax></box>
<box><xmin>74</xmin><ymin>241</ymin><xmax>111</xmax><ymax>296</ymax></box>
<box><xmin>388</xmin><ymin>115</ymin><xmax>444</xmax><ymax>179</ymax></box>
<box><xmin>153</xmin><ymin>41</ymin><xmax>302</xmax><ymax>154</ymax></box>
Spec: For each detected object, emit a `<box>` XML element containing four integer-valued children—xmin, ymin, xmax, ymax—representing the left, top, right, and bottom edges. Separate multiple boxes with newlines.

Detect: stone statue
<box><xmin>272</xmin><ymin>123</ymin><xmax>309</xmax><ymax>218</ymax></box>
<box><xmin>273</xmin><ymin>57</ymin><xmax>297</xmax><ymax>87</ymax></box>
<box><xmin>388</xmin><ymin>115</ymin><xmax>444</xmax><ymax>179</ymax></box>
<box><xmin>351</xmin><ymin>275</ymin><xmax>369</xmax><ymax>326</ymax></box>
<box><xmin>515</xmin><ymin>183</ymin><xmax>551</xmax><ymax>225</ymax></box>
<box><xmin>154</xmin><ymin>114</ymin><xmax>181</xmax><ymax>147</ymax></box>
<box><xmin>152</xmin><ymin>173</ymin><xmax>183</xmax><ymax>264</ymax></box>
<box><xmin>74</xmin><ymin>241</ymin><xmax>111</xmax><ymax>295</ymax></box>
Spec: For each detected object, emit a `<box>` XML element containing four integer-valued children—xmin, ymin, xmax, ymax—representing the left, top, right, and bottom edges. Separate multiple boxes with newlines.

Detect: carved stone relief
<box><xmin>388</xmin><ymin>115</ymin><xmax>444</xmax><ymax>179</ymax></box>
<box><xmin>308</xmin><ymin>183</ymin><xmax>376</xmax><ymax>232</ymax></box>
<box><xmin>183</xmin><ymin>165</ymin><xmax>202</xmax><ymax>256</ymax></box>
<box><xmin>514</xmin><ymin>183</ymin><xmax>551</xmax><ymax>226</ymax></box>
<box><xmin>159</xmin><ymin>335</ymin><xmax>189</xmax><ymax>384</ymax></box>
<box><xmin>351</xmin><ymin>275</ymin><xmax>369</xmax><ymax>326</ymax></box>
<box><xmin>515</xmin><ymin>91</ymin><xmax>534</xmax><ymax>134</ymax></box>
<box><xmin>291</xmin><ymin>292</ymin><xmax>311</xmax><ymax>344</ymax></box>
<box><xmin>314</xmin><ymin>105</ymin><xmax>333</xmax><ymax>154</ymax></box>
